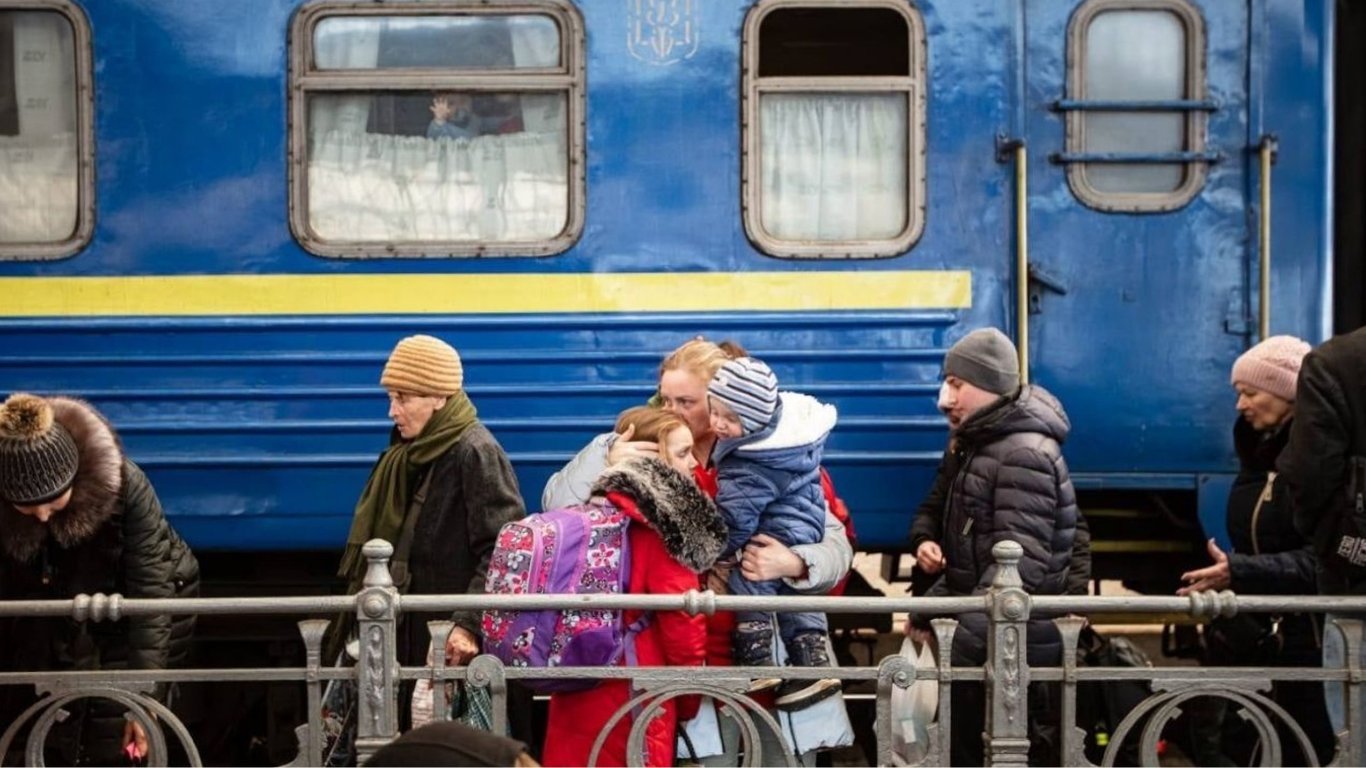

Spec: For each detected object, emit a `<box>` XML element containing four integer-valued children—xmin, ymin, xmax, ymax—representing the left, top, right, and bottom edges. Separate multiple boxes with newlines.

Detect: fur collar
<box><xmin>1</xmin><ymin>397</ymin><xmax>124</xmax><ymax>562</ymax></box>
<box><xmin>592</xmin><ymin>458</ymin><xmax>727</xmax><ymax>573</ymax></box>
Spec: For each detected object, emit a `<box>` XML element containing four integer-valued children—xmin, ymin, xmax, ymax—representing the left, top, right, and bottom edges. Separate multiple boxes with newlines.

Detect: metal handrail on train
<box><xmin>1258</xmin><ymin>135</ymin><xmax>1278</xmax><ymax>341</ymax></box>
<box><xmin>4</xmin><ymin>539</ymin><xmax>1366</xmax><ymax>767</ymax></box>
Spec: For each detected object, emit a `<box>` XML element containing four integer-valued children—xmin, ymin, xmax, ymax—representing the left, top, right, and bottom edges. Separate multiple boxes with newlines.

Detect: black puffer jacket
<box><xmin>922</xmin><ymin>385</ymin><xmax>1078</xmax><ymax>666</ymax></box>
<box><xmin>1279</xmin><ymin>327</ymin><xmax>1366</xmax><ymax>595</ymax></box>
<box><xmin>1226</xmin><ymin>418</ymin><xmax>1316</xmax><ymax>593</ymax></box>
<box><xmin>0</xmin><ymin>398</ymin><xmax>199</xmax><ymax>766</ymax></box>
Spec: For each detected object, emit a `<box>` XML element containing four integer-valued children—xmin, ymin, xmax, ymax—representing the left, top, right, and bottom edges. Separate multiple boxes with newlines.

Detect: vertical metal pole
<box><xmin>1257</xmin><ymin>136</ymin><xmax>1275</xmax><ymax>340</ymax></box>
<box><xmin>354</xmin><ymin>539</ymin><xmax>400</xmax><ymax>764</ymax></box>
<box><xmin>298</xmin><ymin>619</ymin><xmax>331</xmax><ymax>767</ymax></box>
<box><xmin>986</xmin><ymin>541</ymin><xmax>1031</xmax><ymax>766</ymax></box>
<box><xmin>1015</xmin><ymin>144</ymin><xmax>1031</xmax><ymax>385</ymax></box>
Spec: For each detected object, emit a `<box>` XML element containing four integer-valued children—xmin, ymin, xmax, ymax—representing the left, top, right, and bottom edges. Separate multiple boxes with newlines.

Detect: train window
<box><xmin>290</xmin><ymin>2</ymin><xmax>584</xmax><ymax>258</ymax></box>
<box><xmin>1065</xmin><ymin>0</ymin><xmax>1208</xmax><ymax>212</ymax></box>
<box><xmin>0</xmin><ymin>1</ymin><xmax>92</xmax><ymax>260</ymax></box>
<box><xmin>742</xmin><ymin>2</ymin><xmax>926</xmax><ymax>259</ymax></box>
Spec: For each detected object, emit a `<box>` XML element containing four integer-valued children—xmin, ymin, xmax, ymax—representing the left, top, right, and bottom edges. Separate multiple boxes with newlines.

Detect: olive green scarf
<box><xmin>337</xmin><ymin>392</ymin><xmax>478</xmax><ymax>589</ymax></box>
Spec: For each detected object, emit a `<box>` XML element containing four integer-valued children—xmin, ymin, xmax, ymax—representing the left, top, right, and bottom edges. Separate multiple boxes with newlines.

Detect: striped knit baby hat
<box><xmin>380</xmin><ymin>335</ymin><xmax>464</xmax><ymax>396</ymax></box>
<box><xmin>708</xmin><ymin>357</ymin><xmax>779</xmax><ymax>435</ymax></box>
<box><xmin>0</xmin><ymin>394</ymin><xmax>80</xmax><ymax>505</ymax></box>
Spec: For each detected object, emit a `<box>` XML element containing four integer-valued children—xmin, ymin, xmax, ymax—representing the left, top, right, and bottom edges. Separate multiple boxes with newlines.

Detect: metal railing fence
<box><xmin>2</xmin><ymin>538</ymin><xmax>1365</xmax><ymax>767</ymax></box>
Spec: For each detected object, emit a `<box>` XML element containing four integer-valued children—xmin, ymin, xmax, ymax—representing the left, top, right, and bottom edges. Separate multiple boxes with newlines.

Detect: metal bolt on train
<box><xmin>0</xmin><ymin>0</ymin><xmax>1357</xmax><ymax>597</ymax></box>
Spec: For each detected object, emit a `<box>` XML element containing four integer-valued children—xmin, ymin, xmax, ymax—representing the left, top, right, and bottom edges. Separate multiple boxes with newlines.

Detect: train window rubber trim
<box><xmin>1063</xmin><ymin>0</ymin><xmax>1209</xmax><ymax>213</ymax></box>
<box><xmin>287</xmin><ymin>0</ymin><xmax>586</xmax><ymax>259</ymax></box>
<box><xmin>741</xmin><ymin>0</ymin><xmax>927</xmax><ymax>260</ymax></box>
<box><xmin>0</xmin><ymin>0</ymin><xmax>94</xmax><ymax>262</ymax></box>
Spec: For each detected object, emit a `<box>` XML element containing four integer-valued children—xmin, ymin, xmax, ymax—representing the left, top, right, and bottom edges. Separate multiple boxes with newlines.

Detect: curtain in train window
<box><xmin>300</xmin><ymin>12</ymin><xmax>572</xmax><ymax>250</ymax></box>
<box><xmin>0</xmin><ymin>10</ymin><xmax>77</xmax><ymax>245</ymax></box>
<box><xmin>743</xmin><ymin>3</ymin><xmax>925</xmax><ymax>258</ymax></box>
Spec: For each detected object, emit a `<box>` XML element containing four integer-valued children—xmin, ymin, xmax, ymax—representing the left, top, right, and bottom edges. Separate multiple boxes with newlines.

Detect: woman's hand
<box><xmin>123</xmin><ymin>719</ymin><xmax>149</xmax><ymax>762</ymax></box>
<box><xmin>445</xmin><ymin>627</ymin><xmax>479</xmax><ymax>666</ymax></box>
<box><xmin>1177</xmin><ymin>539</ymin><xmax>1231</xmax><ymax>595</ymax></box>
<box><xmin>607</xmin><ymin>424</ymin><xmax>658</xmax><ymax>466</ymax></box>
<box><xmin>740</xmin><ymin>534</ymin><xmax>808</xmax><ymax>581</ymax></box>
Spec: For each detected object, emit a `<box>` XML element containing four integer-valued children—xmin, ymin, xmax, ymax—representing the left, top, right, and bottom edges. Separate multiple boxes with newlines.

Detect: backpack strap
<box><xmin>389</xmin><ymin>471</ymin><xmax>433</xmax><ymax>594</ymax></box>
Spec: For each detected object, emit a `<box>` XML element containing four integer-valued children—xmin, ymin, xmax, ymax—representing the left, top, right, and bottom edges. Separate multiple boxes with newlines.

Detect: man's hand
<box><xmin>740</xmin><ymin>534</ymin><xmax>808</xmax><ymax>581</ymax></box>
<box><xmin>1177</xmin><ymin>539</ymin><xmax>1232</xmax><ymax>596</ymax></box>
<box><xmin>607</xmin><ymin>423</ymin><xmax>658</xmax><ymax>466</ymax></box>
<box><xmin>445</xmin><ymin>627</ymin><xmax>479</xmax><ymax>666</ymax></box>
<box><xmin>915</xmin><ymin>541</ymin><xmax>946</xmax><ymax>575</ymax></box>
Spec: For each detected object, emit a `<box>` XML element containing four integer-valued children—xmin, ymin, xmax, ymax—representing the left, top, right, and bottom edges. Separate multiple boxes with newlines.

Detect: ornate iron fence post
<box><xmin>298</xmin><ymin>619</ymin><xmax>330</xmax><ymax>767</ymax></box>
<box><xmin>353</xmin><ymin>539</ymin><xmax>401</xmax><ymax>764</ymax></box>
<box><xmin>985</xmin><ymin>540</ymin><xmax>1030</xmax><ymax>767</ymax></box>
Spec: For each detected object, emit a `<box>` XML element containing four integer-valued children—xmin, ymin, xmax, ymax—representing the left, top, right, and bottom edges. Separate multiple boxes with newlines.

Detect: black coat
<box><xmin>919</xmin><ymin>385</ymin><xmax>1080</xmax><ymax>666</ymax></box>
<box><xmin>393</xmin><ymin>422</ymin><xmax>526</xmax><ymax>667</ymax></box>
<box><xmin>1279</xmin><ymin>326</ymin><xmax>1366</xmax><ymax>595</ymax></box>
<box><xmin>0</xmin><ymin>398</ymin><xmax>198</xmax><ymax>766</ymax></box>
<box><xmin>1226</xmin><ymin>418</ymin><xmax>1316</xmax><ymax>593</ymax></box>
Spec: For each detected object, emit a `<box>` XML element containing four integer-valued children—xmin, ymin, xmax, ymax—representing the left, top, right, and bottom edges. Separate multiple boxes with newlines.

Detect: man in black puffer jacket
<box><xmin>907</xmin><ymin>328</ymin><xmax>1079</xmax><ymax>766</ymax></box>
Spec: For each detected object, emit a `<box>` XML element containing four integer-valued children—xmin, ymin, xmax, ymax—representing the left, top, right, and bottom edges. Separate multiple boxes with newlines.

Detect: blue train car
<box><xmin>0</xmin><ymin>0</ymin><xmax>1340</xmax><ymax>584</ymax></box>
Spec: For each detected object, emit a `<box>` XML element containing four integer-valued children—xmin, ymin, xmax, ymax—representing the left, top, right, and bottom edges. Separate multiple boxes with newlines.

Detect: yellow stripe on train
<box><xmin>1</xmin><ymin>271</ymin><xmax>971</xmax><ymax>316</ymax></box>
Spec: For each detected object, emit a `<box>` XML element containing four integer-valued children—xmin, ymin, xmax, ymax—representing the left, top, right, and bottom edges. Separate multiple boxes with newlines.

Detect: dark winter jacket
<box><xmin>543</xmin><ymin>458</ymin><xmax>727</xmax><ymax>767</ymax></box>
<box><xmin>1226</xmin><ymin>417</ymin><xmax>1316</xmax><ymax>593</ymax></box>
<box><xmin>919</xmin><ymin>385</ymin><xmax>1079</xmax><ymax>666</ymax></box>
<box><xmin>391</xmin><ymin>422</ymin><xmax>526</xmax><ymax>667</ymax></box>
<box><xmin>0</xmin><ymin>398</ymin><xmax>199</xmax><ymax>767</ymax></box>
<box><xmin>1279</xmin><ymin>327</ymin><xmax>1366</xmax><ymax>595</ymax></box>
<box><xmin>712</xmin><ymin>392</ymin><xmax>837</xmax><ymax>558</ymax></box>
<box><xmin>909</xmin><ymin>440</ymin><xmax>1092</xmax><ymax>596</ymax></box>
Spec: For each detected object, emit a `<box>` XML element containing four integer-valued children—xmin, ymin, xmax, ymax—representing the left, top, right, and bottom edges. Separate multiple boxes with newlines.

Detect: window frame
<box><xmin>740</xmin><ymin>0</ymin><xmax>927</xmax><ymax>260</ymax></box>
<box><xmin>288</xmin><ymin>0</ymin><xmax>586</xmax><ymax>259</ymax></box>
<box><xmin>0</xmin><ymin>0</ymin><xmax>94</xmax><ymax>262</ymax></box>
<box><xmin>1064</xmin><ymin>0</ymin><xmax>1209</xmax><ymax>213</ymax></box>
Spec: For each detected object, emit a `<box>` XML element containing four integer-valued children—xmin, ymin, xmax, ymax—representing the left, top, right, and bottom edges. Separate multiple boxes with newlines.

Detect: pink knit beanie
<box><xmin>1231</xmin><ymin>335</ymin><xmax>1311</xmax><ymax>402</ymax></box>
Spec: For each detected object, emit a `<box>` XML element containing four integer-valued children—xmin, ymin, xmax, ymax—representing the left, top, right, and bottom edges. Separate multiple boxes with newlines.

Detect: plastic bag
<box><xmin>889</xmin><ymin>638</ymin><xmax>938</xmax><ymax>764</ymax></box>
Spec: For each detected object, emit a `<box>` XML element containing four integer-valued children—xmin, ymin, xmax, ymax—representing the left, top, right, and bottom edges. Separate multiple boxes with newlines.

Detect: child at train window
<box><xmin>427</xmin><ymin>92</ymin><xmax>475</xmax><ymax>140</ymax></box>
<box><xmin>706</xmin><ymin>356</ymin><xmax>842</xmax><ymax>710</ymax></box>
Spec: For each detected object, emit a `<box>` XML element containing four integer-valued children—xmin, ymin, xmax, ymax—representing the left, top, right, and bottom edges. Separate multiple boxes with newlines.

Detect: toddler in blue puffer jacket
<box><xmin>708</xmin><ymin>356</ymin><xmax>841</xmax><ymax>711</ymax></box>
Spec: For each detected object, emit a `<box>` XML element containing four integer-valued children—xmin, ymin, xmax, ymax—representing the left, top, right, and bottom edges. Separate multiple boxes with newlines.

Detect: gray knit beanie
<box><xmin>943</xmin><ymin>328</ymin><xmax>1020</xmax><ymax>396</ymax></box>
<box><xmin>0</xmin><ymin>394</ymin><xmax>79</xmax><ymax>505</ymax></box>
<box><xmin>708</xmin><ymin>357</ymin><xmax>779</xmax><ymax>435</ymax></box>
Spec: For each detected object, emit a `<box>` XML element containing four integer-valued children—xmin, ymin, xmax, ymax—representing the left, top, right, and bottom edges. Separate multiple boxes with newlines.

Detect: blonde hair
<box><xmin>614</xmin><ymin>406</ymin><xmax>686</xmax><ymax>446</ymax></box>
<box><xmin>658</xmin><ymin>338</ymin><xmax>732</xmax><ymax>384</ymax></box>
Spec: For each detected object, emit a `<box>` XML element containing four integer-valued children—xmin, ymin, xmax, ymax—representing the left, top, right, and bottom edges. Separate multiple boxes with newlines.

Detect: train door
<box><xmin>1019</xmin><ymin>0</ymin><xmax>1250</xmax><ymax>478</ymax></box>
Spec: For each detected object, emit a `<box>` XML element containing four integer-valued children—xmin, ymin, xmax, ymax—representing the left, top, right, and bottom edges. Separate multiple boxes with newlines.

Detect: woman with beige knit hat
<box><xmin>0</xmin><ymin>393</ymin><xmax>199</xmax><ymax>766</ymax></box>
<box><xmin>1176</xmin><ymin>335</ymin><xmax>1332</xmax><ymax>765</ymax></box>
<box><xmin>322</xmin><ymin>335</ymin><xmax>527</xmax><ymax>733</ymax></box>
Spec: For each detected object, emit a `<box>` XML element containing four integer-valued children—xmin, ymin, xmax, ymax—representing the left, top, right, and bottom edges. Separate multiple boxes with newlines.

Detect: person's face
<box><xmin>662</xmin><ymin>425</ymin><xmax>699</xmax><ymax>476</ymax></box>
<box><xmin>387</xmin><ymin>390</ymin><xmax>448</xmax><ymax>439</ymax></box>
<box><xmin>940</xmin><ymin>376</ymin><xmax>1000</xmax><ymax>429</ymax></box>
<box><xmin>709</xmin><ymin>397</ymin><xmax>744</xmax><ymax>439</ymax></box>
<box><xmin>12</xmin><ymin>487</ymin><xmax>73</xmax><ymax>524</ymax></box>
<box><xmin>1235</xmin><ymin>384</ymin><xmax>1293</xmax><ymax>431</ymax></box>
<box><xmin>658</xmin><ymin>369</ymin><xmax>712</xmax><ymax>440</ymax></box>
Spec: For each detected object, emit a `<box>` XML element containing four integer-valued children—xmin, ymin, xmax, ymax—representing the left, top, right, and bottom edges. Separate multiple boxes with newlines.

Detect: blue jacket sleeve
<box><xmin>715</xmin><ymin>464</ymin><xmax>781</xmax><ymax>559</ymax></box>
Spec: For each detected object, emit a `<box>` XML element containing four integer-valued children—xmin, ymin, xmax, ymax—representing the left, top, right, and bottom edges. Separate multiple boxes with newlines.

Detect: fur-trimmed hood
<box><xmin>591</xmin><ymin>458</ymin><xmax>727</xmax><ymax>573</ymax></box>
<box><xmin>1</xmin><ymin>397</ymin><xmax>125</xmax><ymax>562</ymax></box>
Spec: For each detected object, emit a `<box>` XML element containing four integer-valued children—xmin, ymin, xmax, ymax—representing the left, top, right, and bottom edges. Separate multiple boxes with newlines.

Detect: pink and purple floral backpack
<box><xmin>482</xmin><ymin>500</ymin><xmax>647</xmax><ymax>693</ymax></box>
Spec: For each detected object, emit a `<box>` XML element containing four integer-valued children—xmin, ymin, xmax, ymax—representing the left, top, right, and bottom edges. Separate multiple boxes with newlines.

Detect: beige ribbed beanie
<box><xmin>380</xmin><ymin>335</ymin><xmax>464</xmax><ymax>396</ymax></box>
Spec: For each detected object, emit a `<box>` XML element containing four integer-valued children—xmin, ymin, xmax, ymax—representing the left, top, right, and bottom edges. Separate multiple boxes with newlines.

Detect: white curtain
<box><xmin>306</xmin><ymin>19</ymin><xmax>567</xmax><ymax>244</ymax></box>
<box><xmin>759</xmin><ymin>93</ymin><xmax>907</xmax><ymax>242</ymax></box>
<box><xmin>0</xmin><ymin>12</ymin><xmax>78</xmax><ymax>244</ymax></box>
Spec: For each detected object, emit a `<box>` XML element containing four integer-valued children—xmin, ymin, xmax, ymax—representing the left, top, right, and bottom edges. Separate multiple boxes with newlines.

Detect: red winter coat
<box><xmin>542</xmin><ymin>459</ymin><xmax>726</xmax><ymax>767</ymax></box>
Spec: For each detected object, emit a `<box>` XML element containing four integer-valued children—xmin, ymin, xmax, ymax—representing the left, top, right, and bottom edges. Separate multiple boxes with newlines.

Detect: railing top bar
<box><xmin>1035</xmin><ymin>594</ymin><xmax>1366</xmax><ymax>613</ymax></box>
<box><xmin>6</xmin><ymin>592</ymin><xmax>1366</xmax><ymax>620</ymax></box>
